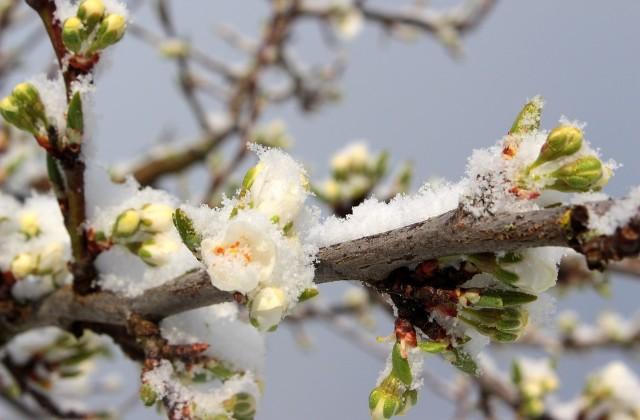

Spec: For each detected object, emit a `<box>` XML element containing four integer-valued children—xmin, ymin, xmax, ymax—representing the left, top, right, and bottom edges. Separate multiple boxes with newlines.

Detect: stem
<box><xmin>26</xmin><ymin>0</ymin><xmax>97</xmax><ymax>294</ymax></box>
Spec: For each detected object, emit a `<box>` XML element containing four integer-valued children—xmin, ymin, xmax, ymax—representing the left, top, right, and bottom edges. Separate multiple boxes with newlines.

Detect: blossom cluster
<box><xmin>0</xmin><ymin>193</ymin><xmax>71</xmax><ymax>301</ymax></box>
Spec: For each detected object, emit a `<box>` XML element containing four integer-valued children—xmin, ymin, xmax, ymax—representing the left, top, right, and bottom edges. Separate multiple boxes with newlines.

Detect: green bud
<box><xmin>509</xmin><ymin>96</ymin><xmax>543</xmax><ymax>136</ymax></box>
<box><xmin>530</xmin><ymin>125</ymin><xmax>583</xmax><ymax>170</ymax></box>
<box><xmin>446</xmin><ymin>347</ymin><xmax>479</xmax><ymax>376</ymax></box>
<box><xmin>548</xmin><ymin>156</ymin><xmax>604</xmax><ymax>192</ymax></box>
<box><xmin>113</xmin><ymin>209</ymin><xmax>140</xmax><ymax>237</ymax></box>
<box><xmin>66</xmin><ymin>91</ymin><xmax>83</xmax><ymax>144</ymax></box>
<box><xmin>493</xmin><ymin>330</ymin><xmax>519</xmax><ymax>342</ymax></box>
<box><xmin>369</xmin><ymin>388</ymin><xmax>401</xmax><ymax>420</ymax></box>
<box><xmin>139</xmin><ymin>383</ymin><xmax>157</xmax><ymax>406</ymax></box>
<box><xmin>8</xmin><ymin>83</ymin><xmax>48</xmax><ymax>133</ymax></box>
<box><xmin>77</xmin><ymin>0</ymin><xmax>105</xmax><ymax>33</ymax></box>
<box><xmin>0</xmin><ymin>96</ymin><xmax>37</xmax><ymax>134</ymax></box>
<box><xmin>62</xmin><ymin>17</ymin><xmax>85</xmax><ymax>53</ymax></box>
<box><xmin>90</xmin><ymin>14</ymin><xmax>126</xmax><ymax>52</ymax></box>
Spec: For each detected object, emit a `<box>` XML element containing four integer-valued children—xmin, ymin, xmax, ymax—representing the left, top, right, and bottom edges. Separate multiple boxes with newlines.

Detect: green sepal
<box><xmin>298</xmin><ymin>288</ymin><xmax>319</xmax><ymax>303</ymax></box>
<box><xmin>172</xmin><ymin>208</ymin><xmax>202</xmax><ymax>257</ymax></box>
<box><xmin>390</xmin><ymin>342</ymin><xmax>412</xmax><ymax>386</ymax></box>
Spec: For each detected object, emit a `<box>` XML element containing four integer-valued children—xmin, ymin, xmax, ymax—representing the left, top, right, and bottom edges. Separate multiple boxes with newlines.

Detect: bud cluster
<box><xmin>62</xmin><ymin>0</ymin><xmax>127</xmax><ymax>58</ymax></box>
<box><xmin>1</xmin><ymin>194</ymin><xmax>71</xmax><ymax>300</ymax></box>
<box><xmin>581</xmin><ymin>361</ymin><xmax>640</xmax><ymax>419</ymax></box>
<box><xmin>316</xmin><ymin>142</ymin><xmax>391</xmax><ymax>208</ymax></box>
<box><xmin>0</xmin><ymin>83</ymin><xmax>86</xmax><ymax>152</ymax></box>
<box><xmin>108</xmin><ymin>203</ymin><xmax>177</xmax><ymax>266</ymax></box>
<box><xmin>511</xmin><ymin>358</ymin><xmax>559</xmax><ymax>417</ymax></box>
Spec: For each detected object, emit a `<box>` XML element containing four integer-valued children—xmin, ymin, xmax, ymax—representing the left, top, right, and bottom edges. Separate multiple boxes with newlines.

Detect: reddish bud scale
<box><xmin>394</xmin><ymin>318</ymin><xmax>417</xmax><ymax>349</ymax></box>
<box><xmin>416</xmin><ymin>259</ymin><xmax>438</xmax><ymax>278</ymax></box>
<box><xmin>509</xmin><ymin>186</ymin><xmax>540</xmax><ymax>200</ymax></box>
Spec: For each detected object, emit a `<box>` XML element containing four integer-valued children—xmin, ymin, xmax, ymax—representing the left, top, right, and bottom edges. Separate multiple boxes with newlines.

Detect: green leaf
<box><xmin>417</xmin><ymin>341</ymin><xmax>448</xmax><ymax>353</ymax></box>
<box><xmin>66</xmin><ymin>91</ymin><xmax>83</xmax><ymax>144</ymax></box>
<box><xmin>447</xmin><ymin>348</ymin><xmax>479</xmax><ymax>376</ymax></box>
<box><xmin>172</xmin><ymin>208</ymin><xmax>202</xmax><ymax>257</ymax></box>
<box><xmin>390</xmin><ymin>343</ymin><xmax>412</xmax><ymax>386</ymax></box>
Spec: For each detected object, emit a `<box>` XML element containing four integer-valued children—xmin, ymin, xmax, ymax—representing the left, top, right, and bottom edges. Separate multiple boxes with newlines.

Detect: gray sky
<box><xmin>3</xmin><ymin>0</ymin><xmax>640</xmax><ymax>419</ymax></box>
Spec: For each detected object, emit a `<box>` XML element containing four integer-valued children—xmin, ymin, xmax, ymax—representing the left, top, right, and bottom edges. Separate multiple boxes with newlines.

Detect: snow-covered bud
<box><xmin>244</xmin><ymin>151</ymin><xmax>308</xmax><ymax>225</ymax></box>
<box><xmin>138</xmin><ymin>235</ymin><xmax>178</xmax><ymax>266</ymax></box>
<box><xmin>250</xmin><ymin>286</ymin><xmax>287</xmax><ymax>331</ymax></box>
<box><xmin>509</xmin><ymin>96</ymin><xmax>543</xmax><ymax>136</ymax></box>
<box><xmin>548</xmin><ymin>155</ymin><xmax>605</xmax><ymax>192</ymax></box>
<box><xmin>37</xmin><ymin>242</ymin><xmax>66</xmax><ymax>275</ymax></box>
<box><xmin>11</xmin><ymin>253</ymin><xmax>37</xmax><ymax>279</ymax></box>
<box><xmin>112</xmin><ymin>209</ymin><xmax>140</xmax><ymax>237</ymax></box>
<box><xmin>62</xmin><ymin>17</ymin><xmax>85</xmax><ymax>53</ymax></box>
<box><xmin>202</xmin><ymin>220</ymin><xmax>276</xmax><ymax>293</ymax></box>
<box><xmin>140</xmin><ymin>203</ymin><xmax>174</xmax><ymax>233</ymax></box>
<box><xmin>530</xmin><ymin>125</ymin><xmax>583</xmax><ymax>170</ymax></box>
<box><xmin>77</xmin><ymin>0</ymin><xmax>105</xmax><ymax>33</ymax></box>
<box><xmin>397</xmin><ymin>389</ymin><xmax>418</xmax><ymax>416</ymax></box>
<box><xmin>18</xmin><ymin>211</ymin><xmax>40</xmax><ymax>238</ymax></box>
<box><xmin>90</xmin><ymin>14</ymin><xmax>126</xmax><ymax>52</ymax></box>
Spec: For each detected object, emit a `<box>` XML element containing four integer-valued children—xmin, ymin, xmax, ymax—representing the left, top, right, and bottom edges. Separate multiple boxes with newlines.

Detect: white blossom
<box><xmin>250</xmin><ymin>286</ymin><xmax>288</xmax><ymax>331</ymax></box>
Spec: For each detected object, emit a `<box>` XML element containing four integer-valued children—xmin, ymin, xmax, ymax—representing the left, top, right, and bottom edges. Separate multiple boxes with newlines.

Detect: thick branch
<box><xmin>2</xmin><ymin>198</ymin><xmax>638</xmax><ymax>343</ymax></box>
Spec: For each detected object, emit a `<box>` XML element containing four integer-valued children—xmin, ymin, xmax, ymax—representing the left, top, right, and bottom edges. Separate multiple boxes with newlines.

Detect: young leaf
<box><xmin>173</xmin><ymin>208</ymin><xmax>202</xmax><ymax>256</ymax></box>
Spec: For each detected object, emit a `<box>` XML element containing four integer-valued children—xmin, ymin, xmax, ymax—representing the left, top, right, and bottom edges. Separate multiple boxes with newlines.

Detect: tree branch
<box><xmin>1</xmin><ymin>197</ymin><xmax>638</xmax><ymax>344</ymax></box>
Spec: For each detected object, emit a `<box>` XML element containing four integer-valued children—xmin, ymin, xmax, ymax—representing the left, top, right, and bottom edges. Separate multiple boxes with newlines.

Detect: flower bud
<box><xmin>112</xmin><ymin>209</ymin><xmax>140</xmax><ymax>237</ymax></box>
<box><xmin>140</xmin><ymin>203</ymin><xmax>174</xmax><ymax>233</ymax></box>
<box><xmin>11</xmin><ymin>253</ymin><xmax>37</xmax><ymax>279</ymax></box>
<box><xmin>530</xmin><ymin>125</ymin><xmax>583</xmax><ymax>170</ymax></box>
<box><xmin>0</xmin><ymin>96</ymin><xmax>37</xmax><ymax>134</ymax></box>
<box><xmin>11</xmin><ymin>83</ymin><xmax>46</xmax><ymax>122</ymax></box>
<box><xmin>224</xmin><ymin>392</ymin><xmax>256</xmax><ymax>419</ymax></box>
<box><xmin>37</xmin><ymin>242</ymin><xmax>66</xmax><ymax>275</ymax></box>
<box><xmin>62</xmin><ymin>17</ymin><xmax>85</xmax><ymax>53</ymax></box>
<box><xmin>18</xmin><ymin>211</ymin><xmax>40</xmax><ymax>238</ymax></box>
<box><xmin>138</xmin><ymin>235</ymin><xmax>178</xmax><ymax>266</ymax></box>
<box><xmin>139</xmin><ymin>383</ymin><xmax>157</xmax><ymax>406</ymax></box>
<box><xmin>548</xmin><ymin>155</ymin><xmax>603</xmax><ymax>192</ymax></box>
<box><xmin>77</xmin><ymin>0</ymin><xmax>105</xmax><ymax>33</ymax></box>
<box><xmin>397</xmin><ymin>389</ymin><xmax>418</xmax><ymax>416</ymax></box>
<box><xmin>369</xmin><ymin>387</ymin><xmax>401</xmax><ymax>420</ymax></box>
<box><xmin>159</xmin><ymin>39</ymin><xmax>190</xmax><ymax>59</ymax></box>
<box><xmin>250</xmin><ymin>286</ymin><xmax>287</xmax><ymax>332</ymax></box>
<box><xmin>90</xmin><ymin>14</ymin><xmax>126</xmax><ymax>52</ymax></box>
<box><xmin>66</xmin><ymin>91</ymin><xmax>84</xmax><ymax>145</ymax></box>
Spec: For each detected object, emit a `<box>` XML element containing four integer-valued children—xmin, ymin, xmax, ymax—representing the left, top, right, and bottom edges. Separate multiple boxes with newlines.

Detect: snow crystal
<box><xmin>589</xmin><ymin>185</ymin><xmax>640</xmax><ymax>235</ymax></box>
<box><xmin>5</xmin><ymin>327</ymin><xmax>65</xmax><ymax>364</ymax></box>
<box><xmin>28</xmin><ymin>73</ymin><xmax>68</xmax><ymax>133</ymax></box>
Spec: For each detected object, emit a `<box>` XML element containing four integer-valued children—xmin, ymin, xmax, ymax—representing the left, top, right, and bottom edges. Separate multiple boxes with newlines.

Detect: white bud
<box><xmin>140</xmin><ymin>203</ymin><xmax>174</xmax><ymax>233</ymax></box>
<box><xmin>18</xmin><ymin>211</ymin><xmax>40</xmax><ymax>238</ymax></box>
<box><xmin>37</xmin><ymin>242</ymin><xmax>66</xmax><ymax>274</ymax></box>
<box><xmin>138</xmin><ymin>235</ymin><xmax>178</xmax><ymax>266</ymax></box>
<box><xmin>250</xmin><ymin>286</ymin><xmax>287</xmax><ymax>331</ymax></box>
<box><xmin>11</xmin><ymin>253</ymin><xmax>37</xmax><ymax>278</ymax></box>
